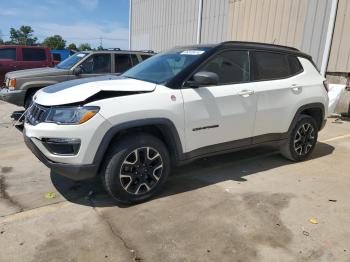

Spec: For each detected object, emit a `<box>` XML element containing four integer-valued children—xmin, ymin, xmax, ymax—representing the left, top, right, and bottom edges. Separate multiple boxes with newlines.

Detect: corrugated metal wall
<box><xmin>131</xmin><ymin>0</ymin><xmax>349</xmax><ymax>73</ymax></box>
<box><xmin>200</xmin><ymin>0</ymin><xmax>229</xmax><ymax>44</ymax></box>
<box><xmin>130</xmin><ymin>0</ymin><xmax>229</xmax><ymax>52</ymax></box>
<box><xmin>131</xmin><ymin>0</ymin><xmax>200</xmax><ymax>52</ymax></box>
<box><xmin>226</xmin><ymin>0</ymin><xmax>307</xmax><ymax>49</ymax></box>
<box><xmin>301</xmin><ymin>0</ymin><xmax>333</xmax><ymax>69</ymax></box>
<box><xmin>328</xmin><ymin>0</ymin><xmax>350</xmax><ymax>72</ymax></box>
<box><xmin>226</xmin><ymin>0</ymin><xmax>333</xmax><ymax>70</ymax></box>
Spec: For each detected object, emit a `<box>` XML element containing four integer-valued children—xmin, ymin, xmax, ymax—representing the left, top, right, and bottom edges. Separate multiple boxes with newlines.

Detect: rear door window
<box><xmin>115</xmin><ymin>54</ymin><xmax>133</xmax><ymax>73</ymax></box>
<box><xmin>0</xmin><ymin>48</ymin><xmax>16</xmax><ymax>60</ymax></box>
<box><xmin>22</xmin><ymin>48</ymin><xmax>46</xmax><ymax>61</ymax></box>
<box><xmin>254</xmin><ymin>52</ymin><xmax>290</xmax><ymax>80</ymax></box>
<box><xmin>130</xmin><ymin>54</ymin><xmax>139</xmax><ymax>66</ymax></box>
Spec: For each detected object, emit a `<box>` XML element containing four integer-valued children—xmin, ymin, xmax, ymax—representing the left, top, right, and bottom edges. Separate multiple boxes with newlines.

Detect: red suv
<box><xmin>0</xmin><ymin>45</ymin><xmax>53</xmax><ymax>84</ymax></box>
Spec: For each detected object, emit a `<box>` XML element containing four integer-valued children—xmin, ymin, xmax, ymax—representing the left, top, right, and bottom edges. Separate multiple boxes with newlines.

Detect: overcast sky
<box><xmin>0</xmin><ymin>0</ymin><xmax>130</xmax><ymax>49</ymax></box>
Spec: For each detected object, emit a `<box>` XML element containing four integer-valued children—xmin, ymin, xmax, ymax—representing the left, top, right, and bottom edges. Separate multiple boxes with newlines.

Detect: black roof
<box><xmin>219</xmin><ymin>41</ymin><xmax>311</xmax><ymax>59</ymax></box>
<box><xmin>220</xmin><ymin>41</ymin><xmax>299</xmax><ymax>51</ymax></box>
<box><xmin>166</xmin><ymin>41</ymin><xmax>315</xmax><ymax>89</ymax></box>
<box><xmin>175</xmin><ymin>41</ymin><xmax>312</xmax><ymax>60</ymax></box>
<box><xmin>84</xmin><ymin>50</ymin><xmax>155</xmax><ymax>55</ymax></box>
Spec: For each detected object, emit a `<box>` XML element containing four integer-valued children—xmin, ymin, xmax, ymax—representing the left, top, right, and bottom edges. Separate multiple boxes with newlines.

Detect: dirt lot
<box><xmin>1</xmin><ymin>100</ymin><xmax>350</xmax><ymax>262</ymax></box>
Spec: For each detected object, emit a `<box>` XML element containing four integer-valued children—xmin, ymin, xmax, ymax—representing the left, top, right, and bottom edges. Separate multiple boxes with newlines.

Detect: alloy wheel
<box><xmin>293</xmin><ymin>123</ymin><xmax>315</xmax><ymax>156</ymax></box>
<box><xmin>119</xmin><ymin>147</ymin><xmax>163</xmax><ymax>195</ymax></box>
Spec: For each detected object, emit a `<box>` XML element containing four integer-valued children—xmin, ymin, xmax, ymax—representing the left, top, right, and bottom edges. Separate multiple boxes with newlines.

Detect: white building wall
<box><xmin>130</xmin><ymin>0</ymin><xmax>229</xmax><ymax>52</ymax></box>
<box><xmin>130</xmin><ymin>0</ymin><xmax>200</xmax><ymax>52</ymax></box>
<box><xmin>200</xmin><ymin>0</ymin><xmax>229</xmax><ymax>44</ymax></box>
<box><xmin>130</xmin><ymin>0</ymin><xmax>347</xmax><ymax>73</ymax></box>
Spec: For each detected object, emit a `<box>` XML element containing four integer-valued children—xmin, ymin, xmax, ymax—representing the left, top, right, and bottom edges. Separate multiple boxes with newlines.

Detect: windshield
<box><xmin>123</xmin><ymin>48</ymin><xmax>209</xmax><ymax>84</ymax></box>
<box><xmin>56</xmin><ymin>52</ymin><xmax>88</xmax><ymax>69</ymax></box>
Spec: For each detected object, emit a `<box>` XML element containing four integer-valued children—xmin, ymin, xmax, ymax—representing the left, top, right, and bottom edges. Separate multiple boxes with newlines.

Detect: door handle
<box><xmin>238</xmin><ymin>89</ymin><xmax>254</xmax><ymax>97</ymax></box>
<box><xmin>290</xmin><ymin>84</ymin><xmax>302</xmax><ymax>92</ymax></box>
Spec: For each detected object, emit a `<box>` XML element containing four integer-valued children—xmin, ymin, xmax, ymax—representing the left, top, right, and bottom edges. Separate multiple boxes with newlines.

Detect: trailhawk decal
<box><xmin>192</xmin><ymin>125</ymin><xmax>219</xmax><ymax>132</ymax></box>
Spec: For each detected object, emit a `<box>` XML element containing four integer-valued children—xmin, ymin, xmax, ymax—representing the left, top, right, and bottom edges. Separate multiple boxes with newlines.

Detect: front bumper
<box><xmin>24</xmin><ymin>134</ymin><xmax>98</xmax><ymax>180</ymax></box>
<box><xmin>23</xmin><ymin>111</ymin><xmax>112</xmax><ymax>180</ymax></box>
<box><xmin>0</xmin><ymin>87</ymin><xmax>26</xmax><ymax>106</ymax></box>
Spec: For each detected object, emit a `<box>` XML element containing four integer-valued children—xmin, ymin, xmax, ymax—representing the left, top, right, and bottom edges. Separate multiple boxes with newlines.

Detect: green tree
<box><xmin>43</xmin><ymin>35</ymin><xmax>66</xmax><ymax>49</ymax></box>
<box><xmin>78</xmin><ymin>43</ymin><xmax>92</xmax><ymax>51</ymax></box>
<box><xmin>0</xmin><ymin>30</ymin><xmax>3</xmax><ymax>44</ymax></box>
<box><xmin>67</xmin><ymin>43</ymin><xmax>77</xmax><ymax>50</ymax></box>
<box><xmin>9</xmin><ymin>26</ymin><xmax>37</xmax><ymax>45</ymax></box>
<box><xmin>97</xmin><ymin>45</ymin><xmax>104</xmax><ymax>50</ymax></box>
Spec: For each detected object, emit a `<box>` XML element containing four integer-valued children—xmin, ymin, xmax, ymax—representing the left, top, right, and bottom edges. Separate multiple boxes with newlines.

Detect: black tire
<box><xmin>280</xmin><ymin>115</ymin><xmax>318</xmax><ymax>161</ymax></box>
<box><xmin>102</xmin><ymin>133</ymin><xmax>170</xmax><ymax>204</ymax></box>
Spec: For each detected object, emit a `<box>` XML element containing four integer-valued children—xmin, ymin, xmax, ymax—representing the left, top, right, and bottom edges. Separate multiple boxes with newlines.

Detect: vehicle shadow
<box><xmin>51</xmin><ymin>142</ymin><xmax>335</xmax><ymax>208</ymax></box>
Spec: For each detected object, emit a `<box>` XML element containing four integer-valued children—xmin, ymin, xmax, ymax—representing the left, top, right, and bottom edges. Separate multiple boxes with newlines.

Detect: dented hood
<box><xmin>34</xmin><ymin>75</ymin><xmax>156</xmax><ymax>106</ymax></box>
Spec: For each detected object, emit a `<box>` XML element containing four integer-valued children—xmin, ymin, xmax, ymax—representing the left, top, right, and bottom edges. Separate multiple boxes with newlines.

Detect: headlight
<box><xmin>45</xmin><ymin>106</ymin><xmax>99</xmax><ymax>125</ymax></box>
<box><xmin>8</xmin><ymin>78</ymin><xmax>16</xmax><ymax>90</ymax></box>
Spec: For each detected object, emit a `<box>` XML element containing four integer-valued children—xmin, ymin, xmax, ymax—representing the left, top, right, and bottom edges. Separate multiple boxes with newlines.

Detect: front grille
<box><xmin>3</xmin><ymin>77</ymin><xmax>8</xmax><ymax>87</ymax></box>
<box><xmin>25</xmin><ymin>103</ymin><xmax>49</xmax><ymax>125</ymax></box>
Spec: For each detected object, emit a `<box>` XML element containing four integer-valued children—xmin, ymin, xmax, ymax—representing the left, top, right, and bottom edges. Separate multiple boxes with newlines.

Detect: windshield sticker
<box><xmin>77</xmin><ymin>53</ymin><xmax>86</xmax><ymax>57</ymax></box>
<box><xmin>180</xmin><ymin>50</ymin><xmax>205</xmax><ymax>55</ymax></box>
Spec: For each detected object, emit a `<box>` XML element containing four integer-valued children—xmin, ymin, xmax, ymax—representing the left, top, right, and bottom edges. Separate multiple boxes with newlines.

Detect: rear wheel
<box><xmin>102</xmin><ymin>133</ymin><xmax>170</xmax><ymax>204</ymax></box>
<box><xmin>280</xmin><ymin>115</ymin><xmax>318</xmax><ymax>161</ymax></box>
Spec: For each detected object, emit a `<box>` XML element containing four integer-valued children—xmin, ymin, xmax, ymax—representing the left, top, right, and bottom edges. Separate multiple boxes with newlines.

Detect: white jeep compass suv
<box><xmin>24</xmin><ymin>42</ymin><xmax>329</xmax><ymax>204</ymax></box>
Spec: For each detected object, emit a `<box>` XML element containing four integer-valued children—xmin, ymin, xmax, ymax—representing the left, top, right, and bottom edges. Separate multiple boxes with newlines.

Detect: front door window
<box><xmin>80</xmin><ymin>54</ymin><xmax>111</xmax><ymax>74</ymax></box>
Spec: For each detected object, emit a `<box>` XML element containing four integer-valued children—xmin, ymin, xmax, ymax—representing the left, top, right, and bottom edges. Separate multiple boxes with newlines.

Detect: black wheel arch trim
<box><xmin>288</xmin><ymin>103</ymin><xmax>326</xmax><ymax>133</ymax></box>
<box><xmin>93</xmin><ymin>118</ymin><xmax>184</xmax><ymax>171</ymax></box>
<box><xmin>93</xmin><ymin>103</ymin><xmax>326</xmax><ymax>174</ymax></box>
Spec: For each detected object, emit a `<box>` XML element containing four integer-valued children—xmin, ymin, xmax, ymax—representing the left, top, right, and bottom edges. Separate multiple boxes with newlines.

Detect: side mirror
<box><xmin>73</xmin><ymin>65</ymin><xmax>83</xmax><ymax>76</ymax></box>
<box><xmin>188</xmin><ymin>71</ymin><xmax>219</xmax><ymax>87</ymax></box>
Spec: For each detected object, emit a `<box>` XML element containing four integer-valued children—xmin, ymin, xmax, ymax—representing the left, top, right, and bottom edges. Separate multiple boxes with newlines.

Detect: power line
<box><xmin>0</xmin><ymin>34</ymin><xmax>127</xmax><ymax>41</ymax></box>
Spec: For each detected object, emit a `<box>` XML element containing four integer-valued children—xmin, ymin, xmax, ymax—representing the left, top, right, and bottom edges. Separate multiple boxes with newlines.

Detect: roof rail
<box><xmin>220</xmin><ymin>41</ymin><xmax>300</xmax><ymax>51</ymax></box>
<box><xmin>139</xmin><ymin>50</ymin><xmax>155</xmax><ymax>53</ymax></box>
<box><xmin>106</xmin><ymin>48</ymin><xmax>121</xmax><ymax>51</ymax></box>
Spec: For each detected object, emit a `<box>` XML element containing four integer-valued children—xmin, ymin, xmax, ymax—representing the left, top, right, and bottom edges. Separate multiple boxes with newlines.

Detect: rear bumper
<box><xmin>0</xmin><ymin>87</ymin><xmax>25</xmax><ymax>106</ymax></box>
<box><xmin>24</xmin><ymin>134</ymin><xmax>98</xmax><ymax>180</ymax></box>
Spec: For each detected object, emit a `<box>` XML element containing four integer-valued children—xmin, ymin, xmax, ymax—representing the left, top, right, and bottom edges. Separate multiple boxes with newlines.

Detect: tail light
<box><xmin>323</xmin><ymin>80</ymin><xmax>329</xmax><ymax>92</ymax></box>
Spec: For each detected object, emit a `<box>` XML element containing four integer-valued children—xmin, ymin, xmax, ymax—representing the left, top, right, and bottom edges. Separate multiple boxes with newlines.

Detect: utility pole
<box><xmin>196</xmin><ymin>0</ymin><xmax>203</xmax><ymax>44</ymax></box>
<box><xmin>129</xmin><ymin>0</ymin><xmax>132</xmax><ymax>50</ymax></box>
<box><xmin>320</xmin><ymin>0</ymin><xmax>338</xmax><ymax>76</ymax></box>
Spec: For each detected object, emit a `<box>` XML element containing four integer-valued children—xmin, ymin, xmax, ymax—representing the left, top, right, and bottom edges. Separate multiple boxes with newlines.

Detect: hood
<box><xmin>34</xmin><ymin>75</ymin><xmax>156</xmax><ymax>106</ymax></box>
<box><xmin>5</xmin><ymin>67</ymin><xmax>69</xmax><ymax>79</ymax></box>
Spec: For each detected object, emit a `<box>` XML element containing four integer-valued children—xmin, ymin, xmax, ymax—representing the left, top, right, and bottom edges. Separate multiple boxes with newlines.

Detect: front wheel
<box><xmin>280</xmin><ymin>115</ymin><xmax>318</xmax><ymax>161</ymax></box>
<box><xmin>102</xmin><ymin>133</ymin><xmax>170</xmax><ymax>204</ymax></box>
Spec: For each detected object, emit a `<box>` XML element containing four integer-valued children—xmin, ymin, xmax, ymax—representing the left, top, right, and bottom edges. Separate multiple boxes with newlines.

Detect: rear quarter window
<box><xmin>0</xmin><ymin>48</ymin><xmax>16</xmax><ymax>60</ymax></box>
<box><xmin>288</xmin><ymin>55</ymin><xmax>303</xmax><ymax>75</ymax></box>
<box><xmin>141</xmin><ymin>55</ymin><xmax>152</xmax><ymax>61</ymax></box>
<box><xmin>22</xmin><ymin>48</ymin><xmax>46</xmax><ymax>61</ymax></box>
<box><xmin>254</xmin><ymin>52</ymin><xmax>290</xmax><ymax>80</ymax></box>
<box><xmin>130</xmin><ymin>54</ymin><xmax>139</xmax><ymax>66</ymax></box>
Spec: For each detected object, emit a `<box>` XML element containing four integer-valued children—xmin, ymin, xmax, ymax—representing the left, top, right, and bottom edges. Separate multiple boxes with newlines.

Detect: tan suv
<box><xmin>0</xmin><ymin>49</ymin><xmax>154</xmax><ymax>108</ymax></box>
